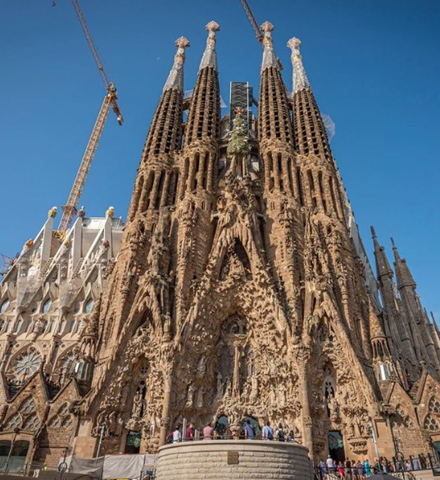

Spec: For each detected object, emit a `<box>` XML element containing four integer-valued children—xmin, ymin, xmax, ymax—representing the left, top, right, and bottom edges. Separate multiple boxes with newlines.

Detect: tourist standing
<box><xmin>185</xmin><ymin>422</ymin><xmax>195</xmax><ymax>441</ymax></box>
<box><xmin>243</xmin><ymin>419</ymin><xmax>255</xmax><ymax>440</ymax></box>
<box><xmin>319</xmin><ymin>460</ymin><xmax>326</xmax><ymax>479</ymax></box>
<box><xmin>326</xmin><ymin>455</ymin><xmax>334</xmax><ymax>474</ymax></box>
<box><xmin>262</xmin><ymin>421</ymin><xmax>274</xmax><ymax>440</ymax></box>
<box><xmin>345</xmin><ymin>459</ymin><xmax>352</xmax><ymax>480</ymax></box>
<box><xmin>363</xmin><ymin>459</ymin><xmax>371</xmax><ymax>477</ymax></box>
<box><xmin>203</xmin><ymin>422</ymin><xmax>214</xmax><ymax>440</ymax></box>
<box><xmin>173</xmin><ymin>425</ymin><xmax>181</xmax><ymax>443</ymax></box>
<box><xmin>276</xmin><ymin>423</ymin><xmax>285</xmax><ymax>442</ymax></box>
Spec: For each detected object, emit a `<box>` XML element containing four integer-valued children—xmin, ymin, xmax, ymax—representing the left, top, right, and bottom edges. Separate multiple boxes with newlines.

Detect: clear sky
<box><xmin>1</xmin><ymin>1</ymin><xmax>439</xmax><ymax>318</ymax></box>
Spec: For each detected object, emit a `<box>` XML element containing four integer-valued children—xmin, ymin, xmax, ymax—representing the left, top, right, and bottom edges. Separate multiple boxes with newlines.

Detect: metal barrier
<box><xmin>315</xmin><ymin>454</ymin><xmax>440</xmax><ymax>480</ymax></box>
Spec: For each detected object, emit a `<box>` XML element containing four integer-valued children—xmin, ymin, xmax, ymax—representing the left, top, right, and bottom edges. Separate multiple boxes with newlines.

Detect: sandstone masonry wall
<box><xmin>156</xmin><ymin>441</ymin><xmax>312</xmax><ymax>480</ymax></box>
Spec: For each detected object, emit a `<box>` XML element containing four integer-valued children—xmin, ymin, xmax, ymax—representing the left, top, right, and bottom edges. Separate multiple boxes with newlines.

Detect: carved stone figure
<box><xmin>1</xmin><ymin>19</ymin><xmax>439</xmax><ymax>466</ymax></box>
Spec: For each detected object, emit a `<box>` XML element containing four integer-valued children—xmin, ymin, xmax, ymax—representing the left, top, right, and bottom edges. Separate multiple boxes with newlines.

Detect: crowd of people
<box><xmin>317</xmin><ymin>454</ymin><xmax>432</xmax><ymax>479</ymax></box>
<box><xmin>167</xmin><ymin>420</ymin><xmax>296</xmax><ymax>443</ymax></box>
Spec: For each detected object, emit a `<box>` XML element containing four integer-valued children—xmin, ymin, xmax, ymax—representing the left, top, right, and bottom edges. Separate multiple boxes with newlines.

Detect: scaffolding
<box><xmin>229</xmin><ymin>82</ymin><xmax>254</xmax><ymax>133</ymax></box>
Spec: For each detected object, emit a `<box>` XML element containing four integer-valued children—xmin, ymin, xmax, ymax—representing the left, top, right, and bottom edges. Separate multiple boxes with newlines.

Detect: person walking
<box><xmin>262</xmin><ymin>421</ymin><xmax>274</xmax><ymax>440</ymax></box>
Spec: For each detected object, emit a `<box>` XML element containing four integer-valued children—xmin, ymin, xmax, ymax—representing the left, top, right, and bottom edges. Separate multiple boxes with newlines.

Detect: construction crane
<box><xmin>239</xmin><ymin>0</ymin><xmax>263</xmax><ymax>44</ymax></box>
<box><xmin>57</xmin><ymin>0</ymin><xmax>123</xmax><ymax>236</ymax></box>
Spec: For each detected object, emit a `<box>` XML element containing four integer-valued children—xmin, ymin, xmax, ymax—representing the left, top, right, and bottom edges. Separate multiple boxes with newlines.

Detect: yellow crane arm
<box><xmin>240</xmin><ymin>0</ymin><xmax>263</xmax><ymax>44</ymax></box>
<box><xmin>56</xmin><ymin>1</ymin><xmax>124</xmax><ymax>236</ymax></box>
<box><xmin>57</xmin><ymin>90</ymin><xmax>114</xmax><ymax>234</ymax></box>
<box><xmin>71</xmin><ymin>0</ymin><xmax>110</xmax><ymax>90</ymax></box>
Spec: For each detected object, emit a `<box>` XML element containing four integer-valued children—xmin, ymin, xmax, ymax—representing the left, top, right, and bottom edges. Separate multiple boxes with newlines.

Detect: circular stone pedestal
<box><xmin>156</xmin><ymin>440</ymin><xmax>312</xmax><ymax>480</ymax></box>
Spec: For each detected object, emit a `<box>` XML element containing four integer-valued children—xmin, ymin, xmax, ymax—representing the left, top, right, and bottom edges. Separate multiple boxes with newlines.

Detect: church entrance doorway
<box><xmin>124</xmin><ymin>431</ymin><xmax>141</xmax><ymax>454</ymax></box>
<box><xmin>328</xmin><ymin>431</ymin><xmax>345</xmax><ymax>464</ymax></box>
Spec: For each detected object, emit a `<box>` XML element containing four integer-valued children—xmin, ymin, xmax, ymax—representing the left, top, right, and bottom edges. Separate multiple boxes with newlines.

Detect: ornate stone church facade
<box><xmin>1</xmin><ymin>20</ymin><xmax>440</xmax><ymax>467</ymax></box>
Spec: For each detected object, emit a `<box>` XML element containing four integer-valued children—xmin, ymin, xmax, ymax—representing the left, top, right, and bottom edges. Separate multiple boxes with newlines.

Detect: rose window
<box><xmin>5</xmin><ymin>414</ymin><xmax>22</xmax><ymax>430</ymax></box>
<box><xmin>424</xmin><ymin>414</ymin><xmax>439</xmax><ymax>431</ymax></box>
<box><xmin>12</xmin><ymin>349</ymin><xmax>41</xmax><ymax>382</ymax></box>
<box><xmin>22</xmin><ymin>414</ymin><xmax>40</xmax><ymax>431</ymax></box>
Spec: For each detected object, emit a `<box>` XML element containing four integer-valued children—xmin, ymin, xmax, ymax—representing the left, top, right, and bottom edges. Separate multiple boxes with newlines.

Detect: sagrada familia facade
<box><xmin>1</xmin><ymin>20</ymin><xmax>440</xmax><ymax>468</ymax></box>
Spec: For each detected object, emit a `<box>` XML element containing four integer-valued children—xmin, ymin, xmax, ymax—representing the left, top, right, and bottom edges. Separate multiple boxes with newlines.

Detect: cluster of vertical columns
<box><xmin>178</xmin><ymin>21</ymin><xmax>221</xmax><ymax>201</ymax></box>
<box><xmin>288</xmin><ymin>38</ymin><xmax>343</xmax><ymax>220</ymax></box>
<box><xmin>258</xmin><ymin>22</ymin><xmax>296</xmax><ymax>201</ymax></box>
<box><xmin>173</xmin><ymin>22</ymin><xmax>221</xmax><ymax>322</ymax></box>
<box><xmin>392</xmin><ymin>240</ymin><xmax>440</xmax><ymax>373</ymax></box>
<box><xmin>128</xmin><ymin>37</ymin><xmax>189</xmax><ymax>223</ymax></box>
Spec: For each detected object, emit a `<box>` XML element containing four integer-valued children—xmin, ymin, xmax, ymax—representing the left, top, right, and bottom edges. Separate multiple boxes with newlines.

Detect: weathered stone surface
<box><xmin>1</xmin><ymin>20</ymin><xmax>440</xmax><ymax>470</ymax></box>
<box><xmin>156</xmin><ymin>441</ymin><xmax>312</xmax><ymax>480</ymax></box>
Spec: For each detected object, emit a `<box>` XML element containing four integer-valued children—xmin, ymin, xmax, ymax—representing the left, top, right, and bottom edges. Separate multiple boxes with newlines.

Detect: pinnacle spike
<box><xmin>163</xmin><ymin>36</ymin><xmax>190</xmax><ymax>92</ymax></box>
<box><xmin>260</xmin><ymin>21</ymin><xmax>279</xmax><ymax>72</ymax></box>
<box><xmin>287</xmin><ymin>36</ymin><xmax>310</xmax><ymax>93</ymax></box>
<box><xmin>199</xmin><ymin>21</ymin><xmax>220</xmax><ymax>70</ymax></box>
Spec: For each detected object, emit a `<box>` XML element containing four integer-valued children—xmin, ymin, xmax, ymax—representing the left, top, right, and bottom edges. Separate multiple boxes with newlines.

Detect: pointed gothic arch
<box><xmin>53</xmin><ymin>347</ymin><xmax>78</xmax><ymax>385</ymax></box>
<box><xmin>219</xmin><ymin>238</ymin><xmax>252</xmax><ymax>281</ymax></box>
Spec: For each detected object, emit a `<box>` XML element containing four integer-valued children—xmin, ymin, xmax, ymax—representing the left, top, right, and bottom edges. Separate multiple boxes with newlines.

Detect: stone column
<box><xmin>296</xmin><ymin>345</ymin><xmax>313</xmax><ymax>455</ymax></box>
<box><xmin>159</xmin><ymin>363</ymin><xmax>173</xmax><ymax>446</ymax></box>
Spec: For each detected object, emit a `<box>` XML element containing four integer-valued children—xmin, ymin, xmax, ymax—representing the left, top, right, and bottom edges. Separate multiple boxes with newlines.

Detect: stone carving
<box><xmin>1</xmin><ymin>20</ymin><xmax>439</xmax><ymax>465</ymax></box>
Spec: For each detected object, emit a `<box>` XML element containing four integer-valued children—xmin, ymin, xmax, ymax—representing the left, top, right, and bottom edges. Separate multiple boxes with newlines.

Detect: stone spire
<box><xmin>288</xmin><ymin>37</ymin><xmax>331</xmax><ymax>160</ymax></box>
<box><xmin>184</xmin><ymin>21</ymin><xmax>221</xmax><ymax>147</ymax></box>
<box><xmin>129</xmin><ymin>37</ymin><xmax>188</xmax><ymax>219</ymax></box>
<box><xmin>163</xmin><ymin>36</ymin><xmax>190</xmax><ymax>92</ymax></box>
<box><xmin>391</xmin><ymin>238</ymin><xmax>416</xmax><ymax>289</ymax></box>
<box><xmin>370</xmin><ymin>226</ymin><xmax>420</xmax><ymax>374</ymax></box>
<box><xmin>261</xmin><ymin>21</ymin><xmax>279</xmax><ymax>71</ymax></box>
<box><xmin>199</xmin><ymin>21</ymin><xmax>220</xmax><ymax>70</ymax></box>
<box><xmin>287</xmin><ymin>37</ymin><xmax>310</xmax><ymax>93</ymax></box>
<box><xmin>371</xmin><ymin>227</ymin><xmax>394</xmax><ymax>278</ymax></box>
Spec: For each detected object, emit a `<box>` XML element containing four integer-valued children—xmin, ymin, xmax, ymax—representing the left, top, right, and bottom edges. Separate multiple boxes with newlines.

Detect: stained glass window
<box><xmin>22</xmin><ymin>414</ymin><xmax>40</xmax><ymax>431</ymax></box>
<box><xmin>6</xmin><ymin>414</ymin><xmax>22</xmax><ymax>430</ymax></box>
<box><xmin>85</xmin><ymin>299</ymin><xmax>94</xmax><ymax>314</ymax></box>
<box><xmin>424</xmin><ymin>414</ymin><xmax>439</xmax><ymax>431</ymax></box>
<box><xmin>42</xmin><ymin>299</ymin><xmax>51</xmax><ymax>313</ymax></box>
<box><xmin>429</xmin><ymin>397</ymin><xmax>440</xmax><ymax>415</ymax></box>
<box><xmin>19</xmin><ymin>396</ymin><xmax>36</xmax><ymax>414</ymax></box>
<box><xmin>0</xmin><ymin>299</ymin><xmax>9</xmax><ymax>313</ymax></box>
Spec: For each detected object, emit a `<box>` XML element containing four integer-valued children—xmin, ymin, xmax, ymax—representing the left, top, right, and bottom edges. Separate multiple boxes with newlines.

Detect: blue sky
<box><xmin>1</xmin><ymin>1</ymin><xmax>440</xmax><ymax>318</ymax></box>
